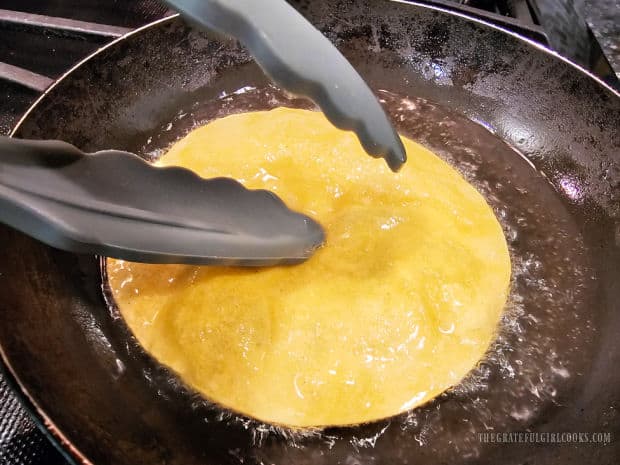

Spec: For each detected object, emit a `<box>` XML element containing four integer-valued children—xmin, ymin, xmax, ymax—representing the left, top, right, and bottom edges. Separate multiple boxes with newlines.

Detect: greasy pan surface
<box><xmin>1</xmin><ymin>1</ymin><xmax>619</xmax><ymax>464</ymax></box>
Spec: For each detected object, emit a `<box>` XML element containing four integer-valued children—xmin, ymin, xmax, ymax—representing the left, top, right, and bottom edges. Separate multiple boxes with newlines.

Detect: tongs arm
<box><xmin>164</xmin><ymin>0</ymin><xmax>407</xmax><ymax>171</ymax></box>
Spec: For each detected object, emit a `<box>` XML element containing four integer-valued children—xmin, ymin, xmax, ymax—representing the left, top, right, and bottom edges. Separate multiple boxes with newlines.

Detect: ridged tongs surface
<box><xmin>0</xmin><ymin>138</ymin><xmax>324</xmax><ymax>265</ymax></box>
<box><xmin>165</xmin><ymin>0</ymin><xmax>407</xmax><ymax>171</ymax></box>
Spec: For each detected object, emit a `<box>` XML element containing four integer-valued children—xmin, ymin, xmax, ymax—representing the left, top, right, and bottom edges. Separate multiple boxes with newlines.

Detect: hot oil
<box><xmin>364</xmin><ymin>91</ymin><xmax>598</xmax><ymax>462</ymax></box>
<box><xmin>106</xmin><ymin>86</ymin><xmax>599</xmax><ymax>463</ymax></box>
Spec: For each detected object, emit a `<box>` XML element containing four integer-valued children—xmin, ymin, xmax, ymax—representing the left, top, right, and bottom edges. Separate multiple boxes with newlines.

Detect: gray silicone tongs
<box><xmin>0</xmin><ymin>0</ymin><xmax>406</xmax><ymax>266</ymax></box>
<box><xmin>164</xmin><ymin>0</ymin><xmax>407</xmax><ymax>172</ymax></box>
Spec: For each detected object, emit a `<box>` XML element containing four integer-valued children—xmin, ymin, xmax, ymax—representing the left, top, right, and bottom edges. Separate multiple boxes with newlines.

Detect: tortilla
<box><xmin>106</xmin><ymin>107</ymin><xmax>510</xmax><ymax>427</ymax></box>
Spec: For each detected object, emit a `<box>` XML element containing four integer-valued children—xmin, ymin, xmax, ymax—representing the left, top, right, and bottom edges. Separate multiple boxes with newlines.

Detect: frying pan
<box><xmin>0</xmin><ymin>1</ymin><xmax>618</xmax><ymax>464</ymax></box>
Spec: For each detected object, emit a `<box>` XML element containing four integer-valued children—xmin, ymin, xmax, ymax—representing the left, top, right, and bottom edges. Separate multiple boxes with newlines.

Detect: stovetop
<box><xmin>0</xmin><ymin>1</ymin><xmax>618</xmax><ymax>464</ymax></box>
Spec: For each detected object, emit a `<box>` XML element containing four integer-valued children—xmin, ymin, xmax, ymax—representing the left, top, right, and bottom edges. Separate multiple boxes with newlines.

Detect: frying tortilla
<box><xmin>106</xmin><ymin>107</ymin><xmax>510</xmax><ymax>427</ymax></box>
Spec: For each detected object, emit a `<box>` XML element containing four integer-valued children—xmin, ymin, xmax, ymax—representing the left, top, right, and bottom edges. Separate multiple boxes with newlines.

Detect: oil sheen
<box><xmin>106</xmin><ymin>107</ymin><xmax>511</xmax><ymax>427</ymax></box>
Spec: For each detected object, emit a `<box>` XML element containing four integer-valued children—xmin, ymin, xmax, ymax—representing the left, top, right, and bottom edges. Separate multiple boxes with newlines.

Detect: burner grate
<box><xmin>0</xmin><ymin>375</ymin><xmax>65</xmax><ymax>465</ymax></box>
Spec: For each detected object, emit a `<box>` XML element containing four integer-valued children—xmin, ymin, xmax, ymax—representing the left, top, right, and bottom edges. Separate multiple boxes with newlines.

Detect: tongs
<box><xmin>165</xmin><ymin>0</ymin><xmax>406</xmax><ymax>172</ymax></box>
<box><xmin>1</xmin><ymin>0</ymin><xmax>406</xmax><ymax>266</ymax></box>
<box><xmin>0</xmin><ymin>138</ymin><xmax>324</xmax><ymax>266</ymax></box>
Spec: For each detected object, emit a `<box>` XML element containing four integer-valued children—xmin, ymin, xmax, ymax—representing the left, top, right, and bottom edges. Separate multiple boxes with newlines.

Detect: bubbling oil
<box><xmin>103</xmin><ymin>86</ymin><xmax>598</xmax><ymax>463</ymax></box>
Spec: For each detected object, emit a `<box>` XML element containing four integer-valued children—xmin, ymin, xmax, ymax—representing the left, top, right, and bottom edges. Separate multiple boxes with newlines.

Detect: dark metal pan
<box><xmin>0</xmin><ymin>1</ymin><xmax>618</xmax><ymax>464</ymax></box>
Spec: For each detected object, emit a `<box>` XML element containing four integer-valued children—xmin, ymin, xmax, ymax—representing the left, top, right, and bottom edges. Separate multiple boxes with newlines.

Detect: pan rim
<box><xmin>8</xmin><ymin>1</ymin><xmax>620</xmax><ymax>140</ymax></box>
<box><xmin>1</xmin><ymin>16</ymin><xmax>174</xmax><ymax>465</ymax></box>
<box><xmin>2</xmin><ymin>2</ymin><xmax>618</xmax><ymax>464</ymax></box>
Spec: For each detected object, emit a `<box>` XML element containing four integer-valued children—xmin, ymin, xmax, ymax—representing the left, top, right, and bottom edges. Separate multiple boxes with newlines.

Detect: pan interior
<box><xmin>100</xmin><ymin>86</ymin><xmax>597</xmax><ymax>442</ymax></box>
